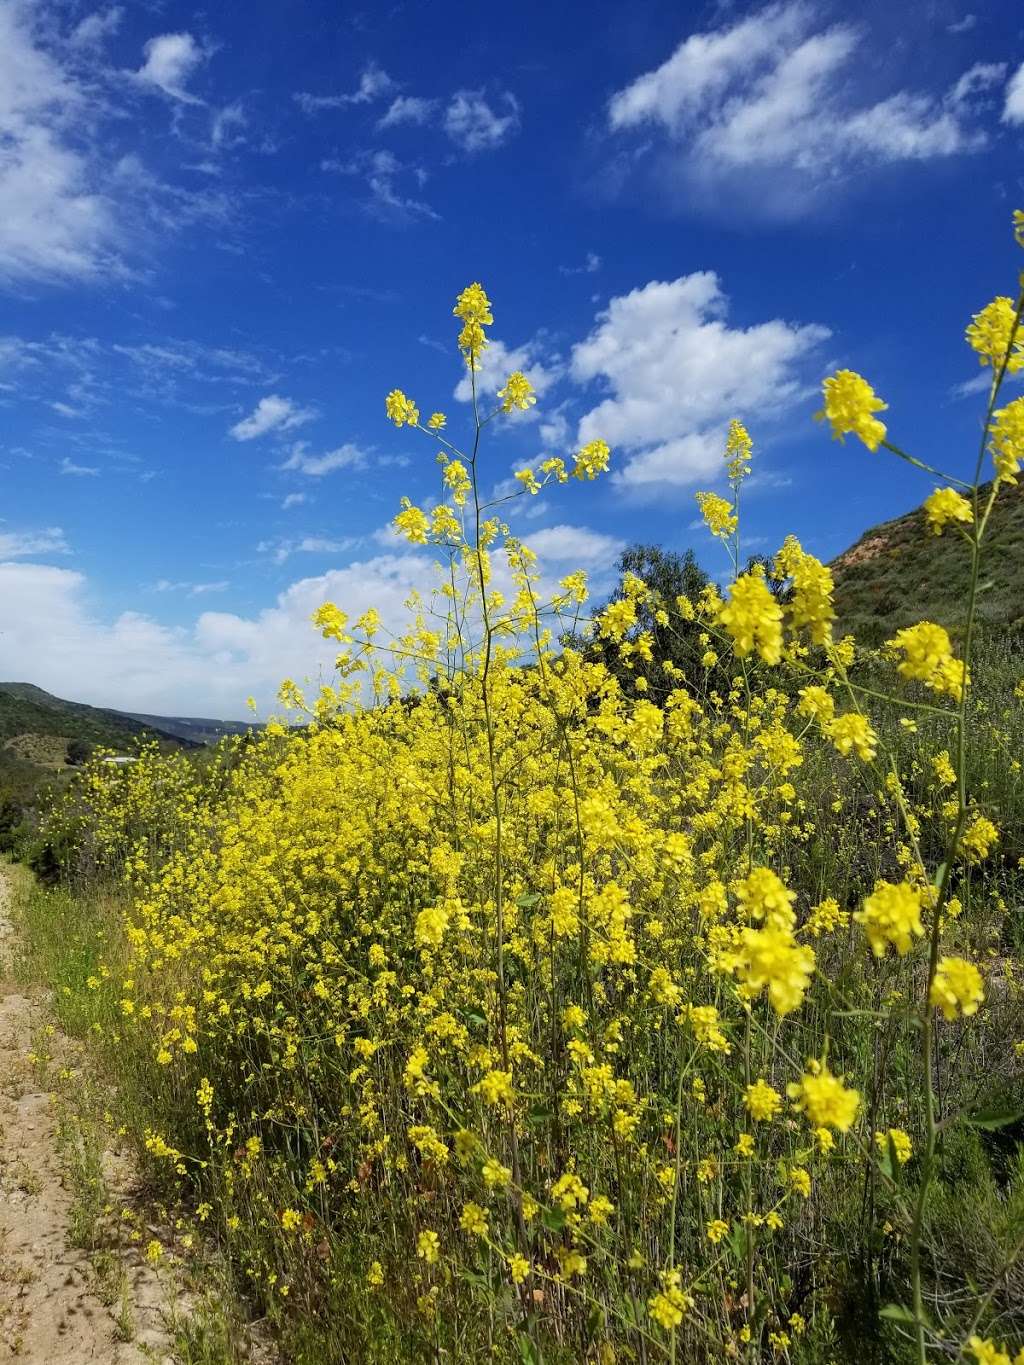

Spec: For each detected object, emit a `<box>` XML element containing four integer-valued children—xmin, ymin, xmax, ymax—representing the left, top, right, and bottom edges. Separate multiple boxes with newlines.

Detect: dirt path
<box><xmin>0</xmin><ymin>866</ymin><xmax>177</xmax><ymax>1362</ymax></box>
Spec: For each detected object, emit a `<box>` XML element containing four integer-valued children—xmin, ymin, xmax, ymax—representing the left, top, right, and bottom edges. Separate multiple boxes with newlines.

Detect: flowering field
<box><xmin>19</xmin><ymin>216</ymin><xmax>1024</xmax><ymax>1364</ymax></box>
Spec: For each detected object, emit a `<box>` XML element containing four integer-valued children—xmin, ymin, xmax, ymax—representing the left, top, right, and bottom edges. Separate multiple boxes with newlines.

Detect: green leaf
<box><xmin>541</xmin><ymin>1207</ymin><xmax>566</xmax><ymax>1232</ymax></box>
<box><xmin>516</xmin><ymin>892</ymin><xmax>541</xmax><ymax>907</ymax></box>
<box><xmin>879</xmin><ymin>1303</ymin><xmax>919</xmax><ymax>1326</ymax></box>
<box><xmin>966</xmin><ymin>1108</ymin><xmax>1024</xmax><ymax>1130</ymax></box>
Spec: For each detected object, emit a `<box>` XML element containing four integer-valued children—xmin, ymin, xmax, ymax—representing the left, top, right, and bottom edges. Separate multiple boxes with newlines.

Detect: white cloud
<box><xmin>70</xmin><ymin>8</ymin><xmax>122</xmax><ymax>47</ymax></box>
<box><xmin>136</xmin><ymin>32</ymin><xmax>206</xmax><ymax>103</ymax></box>
<box><xmin>260</xmin><ymin>535</ymin><xmax>359</xmax><ymax>565</ymax></box>
<box><xmin>282</xmin><ymin>492</ymin><xmax>308</xmax><ymax>509</ymax></box>
<box><xmin>570</xmin><ymin>272</ymin><xmax>828</xmax><ymax>491</ymax></box>
<box><xmin>280</xmin><ymin>442</ymin><xmax>366</xmax><ymax>477</ymax></box>
<box><xmin>948</xmin><ymin>14</ymin><xmax>976</xmax><ymax>34</ymax></box>
<box><xmin>230</xmin><ymin>395</ymin><xmax>316</xmax><ymax>441</ymax></box>
<box><xmin>379</xmin><ymin>95</ymin><xmax>437</xmax><ymax>128</ymax></box>
<box><xmin>322</xmin><ymin>149</ymin><xmax>439</xmax><ymax>221</ymax></box>
<box><xmin>445</xmin><ymin>90</ymin><xmax>520</xmax><ymax>153</ymax></box>
<box><xmin>0</xmin><ymin>552</ymin><xmax>449</xmax><ymax>714</ymax></box>
<box><xmin>60</xmin><ymin>457</ymin><xmax>99</xmax><ymax>475</ymax></box>
<box><xmin>560</xmin><ymin>252</ymin><xmax>602</xmax><ymax>276</ymax></box>
<box><xmin>154</xmin><ymin>578</ymin><xmax>229</xmax><ymax>596</ymax></box>
<box><xmin>1004</xmin><ymin>62</ymin><xmax>1024</xmax><ymax>125</ymax></box>
<box><xmin>0</xmin><ymin>1</ymin><xmax>122</xmax><ymax>285</ymax></box>
<box><xmin>295</xmin><ymin>63</ymin><xmax>396</xmax><ymax>114</ymax></box>
<box><xmin>608</xmin><ymin>2</ymin><xmax>998</xmax><ymax>215</ymax></box>
<box><xmin>0</xmin><ymin>526</ymin><xmax>69</xmax><ymax>557</ymax></box>
<box><xmin>454</xmin><ymin>338</ymin><xmax>560</xmax><ymax>415</ymax></box>
<box><xmin>522</xmin><ymin>524</ymin><xmax>624</xmax><ymax>566</ymax></box>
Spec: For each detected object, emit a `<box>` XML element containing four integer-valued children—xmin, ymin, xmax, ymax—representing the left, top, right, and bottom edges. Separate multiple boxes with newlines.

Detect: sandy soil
<box><xmin>0</xmin><ymin>866</ymin><xmax>176</xmax><ymax>1363</ymax></box>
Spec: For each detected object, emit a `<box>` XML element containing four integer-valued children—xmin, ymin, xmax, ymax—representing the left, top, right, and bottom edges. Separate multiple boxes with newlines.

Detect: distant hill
<box><xmin>830</xmin><ymin>478</ymin><xmax>1024</xmax><ymax>643</ymax></box>
<box><xmin>0</xmin><ymin>683</ymin><xmax>260</xmax><ymax>825</ymax></box>
<box><xmin>0</xmin><ymin>682</ymin><xmax>195</xmax><ymax>752</ymax></box>
<box><xmin>121</xmin><ymin>712</ymin><xmax>257</xmax><ymax>745</ymax></box>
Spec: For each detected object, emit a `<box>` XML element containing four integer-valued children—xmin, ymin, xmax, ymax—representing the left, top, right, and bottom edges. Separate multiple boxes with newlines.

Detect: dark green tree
<box><xmin>580</xmin><ymin>543</ymin><xmax>719</xmax><ymax>701</ymax></box>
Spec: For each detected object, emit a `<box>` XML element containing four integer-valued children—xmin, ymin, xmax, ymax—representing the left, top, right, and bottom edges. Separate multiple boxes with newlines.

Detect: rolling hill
<box><xmin>830</xmin><ymin>477</ymin><xmax>1024</xmax><ymax>642</ymax></box>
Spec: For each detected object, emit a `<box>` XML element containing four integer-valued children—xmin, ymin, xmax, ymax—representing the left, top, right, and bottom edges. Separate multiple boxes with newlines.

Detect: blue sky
<box><xmin>1</xmin><ymin>0</ymin><xmax>1022</xmax><ymax>715</ymax></box>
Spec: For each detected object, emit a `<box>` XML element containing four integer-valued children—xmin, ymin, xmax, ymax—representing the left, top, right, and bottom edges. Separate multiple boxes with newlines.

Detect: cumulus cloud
<box><xmin>608</xmin><ymin>2</ymin><xmax>1001</xmax><ymax>216</ymax></box>
<box><xmin>570</xmin><ymin>272</ymin><xmax>828</xmax><ymax>491</ymax></box>
<box><xmin>136</xmin><ymin>32</ymin><xmax>206</xmax><ymax>103</ymax></box>
<box><xmin>230</xmin><ymin>395</ymin><xmax>316</xmax><ymax>441</ymax></box>
<box><xmin>1004</xmin><ymin>62</ymin><xmax>1024</xmax><ymax>125</ymax></box>
<box><xmin>521</xmin><ymin>524</ymin><xmax>624</xmax><ymax>566</ymax></box>
<box><xmin>0</xmin><ymin>553</ymin><xmax>440</xmax><ymax>714</ymax></box>
<box><xmin>444</xmin><ymin>90</ymin><xmax>520</xmax><ymax>153</ymax></box>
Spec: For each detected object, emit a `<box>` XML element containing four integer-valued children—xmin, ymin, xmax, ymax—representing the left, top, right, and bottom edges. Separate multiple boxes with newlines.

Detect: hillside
<box><xmin>830</xmin><ymin>477</ymin><xmax>1024</xmax><ymax>642</ymax></box>
<box><xmin>0</xmin><ymin>683</ymin><xmax>194</xmax><ymax>751</ymax></box>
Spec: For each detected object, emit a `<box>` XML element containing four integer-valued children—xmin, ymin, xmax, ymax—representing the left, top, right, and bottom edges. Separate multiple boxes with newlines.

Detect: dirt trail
<box><xmin>0</xmin><ymin>866</ymin><xmax>176</xmax><ymax>1362</ymax></box>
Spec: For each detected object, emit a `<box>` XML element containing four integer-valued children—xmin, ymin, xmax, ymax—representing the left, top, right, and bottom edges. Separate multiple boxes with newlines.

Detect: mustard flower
<box><xmin>417</xmin><ymin>1229</ymin><xmax>441</xmax><ymax>1264</ymax></box>
<box><xmin>497</xmin><ymin>370</ymin><xmax>536</xmax><ymax>412</ymax></box>
<box><xmin>735</xmin><ymin>867</ymin><xmax>796</xmax><ymax>929</ymax></box>
<box><xmin>788</xmin><ymin>1063</ymin><xmax>860</xmax><ymax>1132</ymax></box>
<box><xmin>924</xmin><ymin>486</ymin><xmax>974</xmax><ymax>536</ymax></box>
<box><xmin>453</xmin><ymin>281</ymin><xmax>493</xmax><ymax>367</ymax></box>
<box><xmin>874</xmin><ymin>1128</ymin><xmax>913</xmax><ymax>1164</ymax></box>
<box><xmin>930</xmin><ymin>956</ymin><xmax>984</xmax><ymax>1020</ymax></box>
<box><xmin>855</xmin><ymin>880</ymin><xmax>925</xmax><ymax>957</ymax></box>
<box><xmin>718</xmin><ymin>571</ymin><xmax>783</xmax><ymax>665</ymax></box>
<box><xmin>990</xmin><ymin>398</ymin><xmax>1024</xmax><ymax>484</ymax></box>
<box><xmin>508</xmin><ymin>1254</ymin><xmax>531</xmax><ymax>1284</ymax></box>
<box><xmin>725</xmin><ymin>419</ymin><xmax>753</xmax><ymax>482</ymax></box>
<box><xmin>734</xmin><ymin>1133</ymin><xmax>755</xmax><ymax>1157</ymax></box>
<box><xmin>774</xmin><ymin>536</ymin><xmax>836</xmax><ymax>645</ymax></box>
<box><xmin>427</xmin><ymin>411</ymin><xmax>447</xmax><ymax>430</ymax></box>
<box><xmin>515</xmin><ymin>467</ymin><xmax>541</xmax><ymax>494</ymax></box>
<box><xmin>787</xmin><ymin>1165</ymin><xmax>812</xmax><ymax>1197</ymax></box>
<box><xmin>551</xmin><ymin>1171</ymin><xmax>589</xmax><ymax>1210</ymax></box>
<box><xmin>706</xmin><ymin>1218</ymin><xmax>730</xmax><ymax>1243</ymax></box>
<box><xmin>745</xmin><ymin>1078</ymin><xmax>783</xmax><ymax>1122</ymax></box>
<box><xmin>367</xmin><ymin>1262</ymin><xmax>384</xmax><ymax>1287</ymax></box>
<box><xmin>481</xmin><ymin>1157</ymin><xmax>512</xmax><ymax>1188</ymax></box>
<box><xmin>648</xmin><ymin>1270</ymin><xmax>694</xmax><ymax>1330</ymax></box>
<box><xmin>394</xmin><ymin>498</ymin><xmax>430</xmax><ymax>545</ymax></box>
<box><xmin>556</xmin><ymin>1248</ymin><xmax>587</xmax><ymax>1280</ymax></box>
<box><xmin>572</xmin><ymin>439</ymin><xmax>611</xmax><ymax>480</ymax></box>
<box><xmin>961</xmin><ymin>813</ymin><xmax>999</xmax><ymax>863</ymax></box>
<box><xmin>816</xmin><ymin>369</ymin><xmax>888</xmax><ymax>451</ymax></box>
<box><xmin>459</xmin><ymin>1202</ymin><xmax>489</xmax><ymax>1237</ymax></box>
<box><xmin>966</xmin><ymin>296</ymin><xmax>1023</xmax><ymax>372</ymax></box>
<box><xmin>280</xmin><ymin>1208</ymin><xmax>303</xmax><ymax>1232</ymax></box>
<box><xmin>472</xmin><ymin>1069</ymin><xmax>515</xmax><ymax>1107</ymax></box>
<box><xmin>797</xmin><ymin>684</ymin><xmax>835</xmax><ymax>726</ymax></box>
<box><xmin>311</xmin><ymin>602</ymin><xmax>349</xmax><ymax>640</ymax></box>
<box><xmin>968</xmin><ymin>1336</ymin><xmax>1013</xmax><ymax>1365</ymax></box>
<box><xmin>735</xmin><ymin>923</ymin><xmax>816</xmax><ymax>1015</ymax></box>
<box><xmin>827</xmin><ymin>713</ymin><xmax>878</xmax><ymax>762</ymax></box>
<box><xmin>695</xmin><ymin>490</ymin><xmax>738</xmax><ymax>540</ymax></box>
<box><xmin>385</xmin><ymin>388</ymin><xmax>420</xmax><ymax>427</ymax></box>
<box><xmin>443</xmin><ymin>459</ymin><xmax>472</xmax><ymax>507</ymax></box>
<box><xmin>888</xmin><ymin>621</ymin><xmax>966</xmax><ymax>701</ymax></box>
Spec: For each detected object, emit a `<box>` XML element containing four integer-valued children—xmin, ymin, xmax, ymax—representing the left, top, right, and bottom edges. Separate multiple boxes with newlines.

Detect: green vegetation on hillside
<box><xmin>831</xmin><ymin>478</ymin><xmax>1024</xmax><ymax>642</ymax></box>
